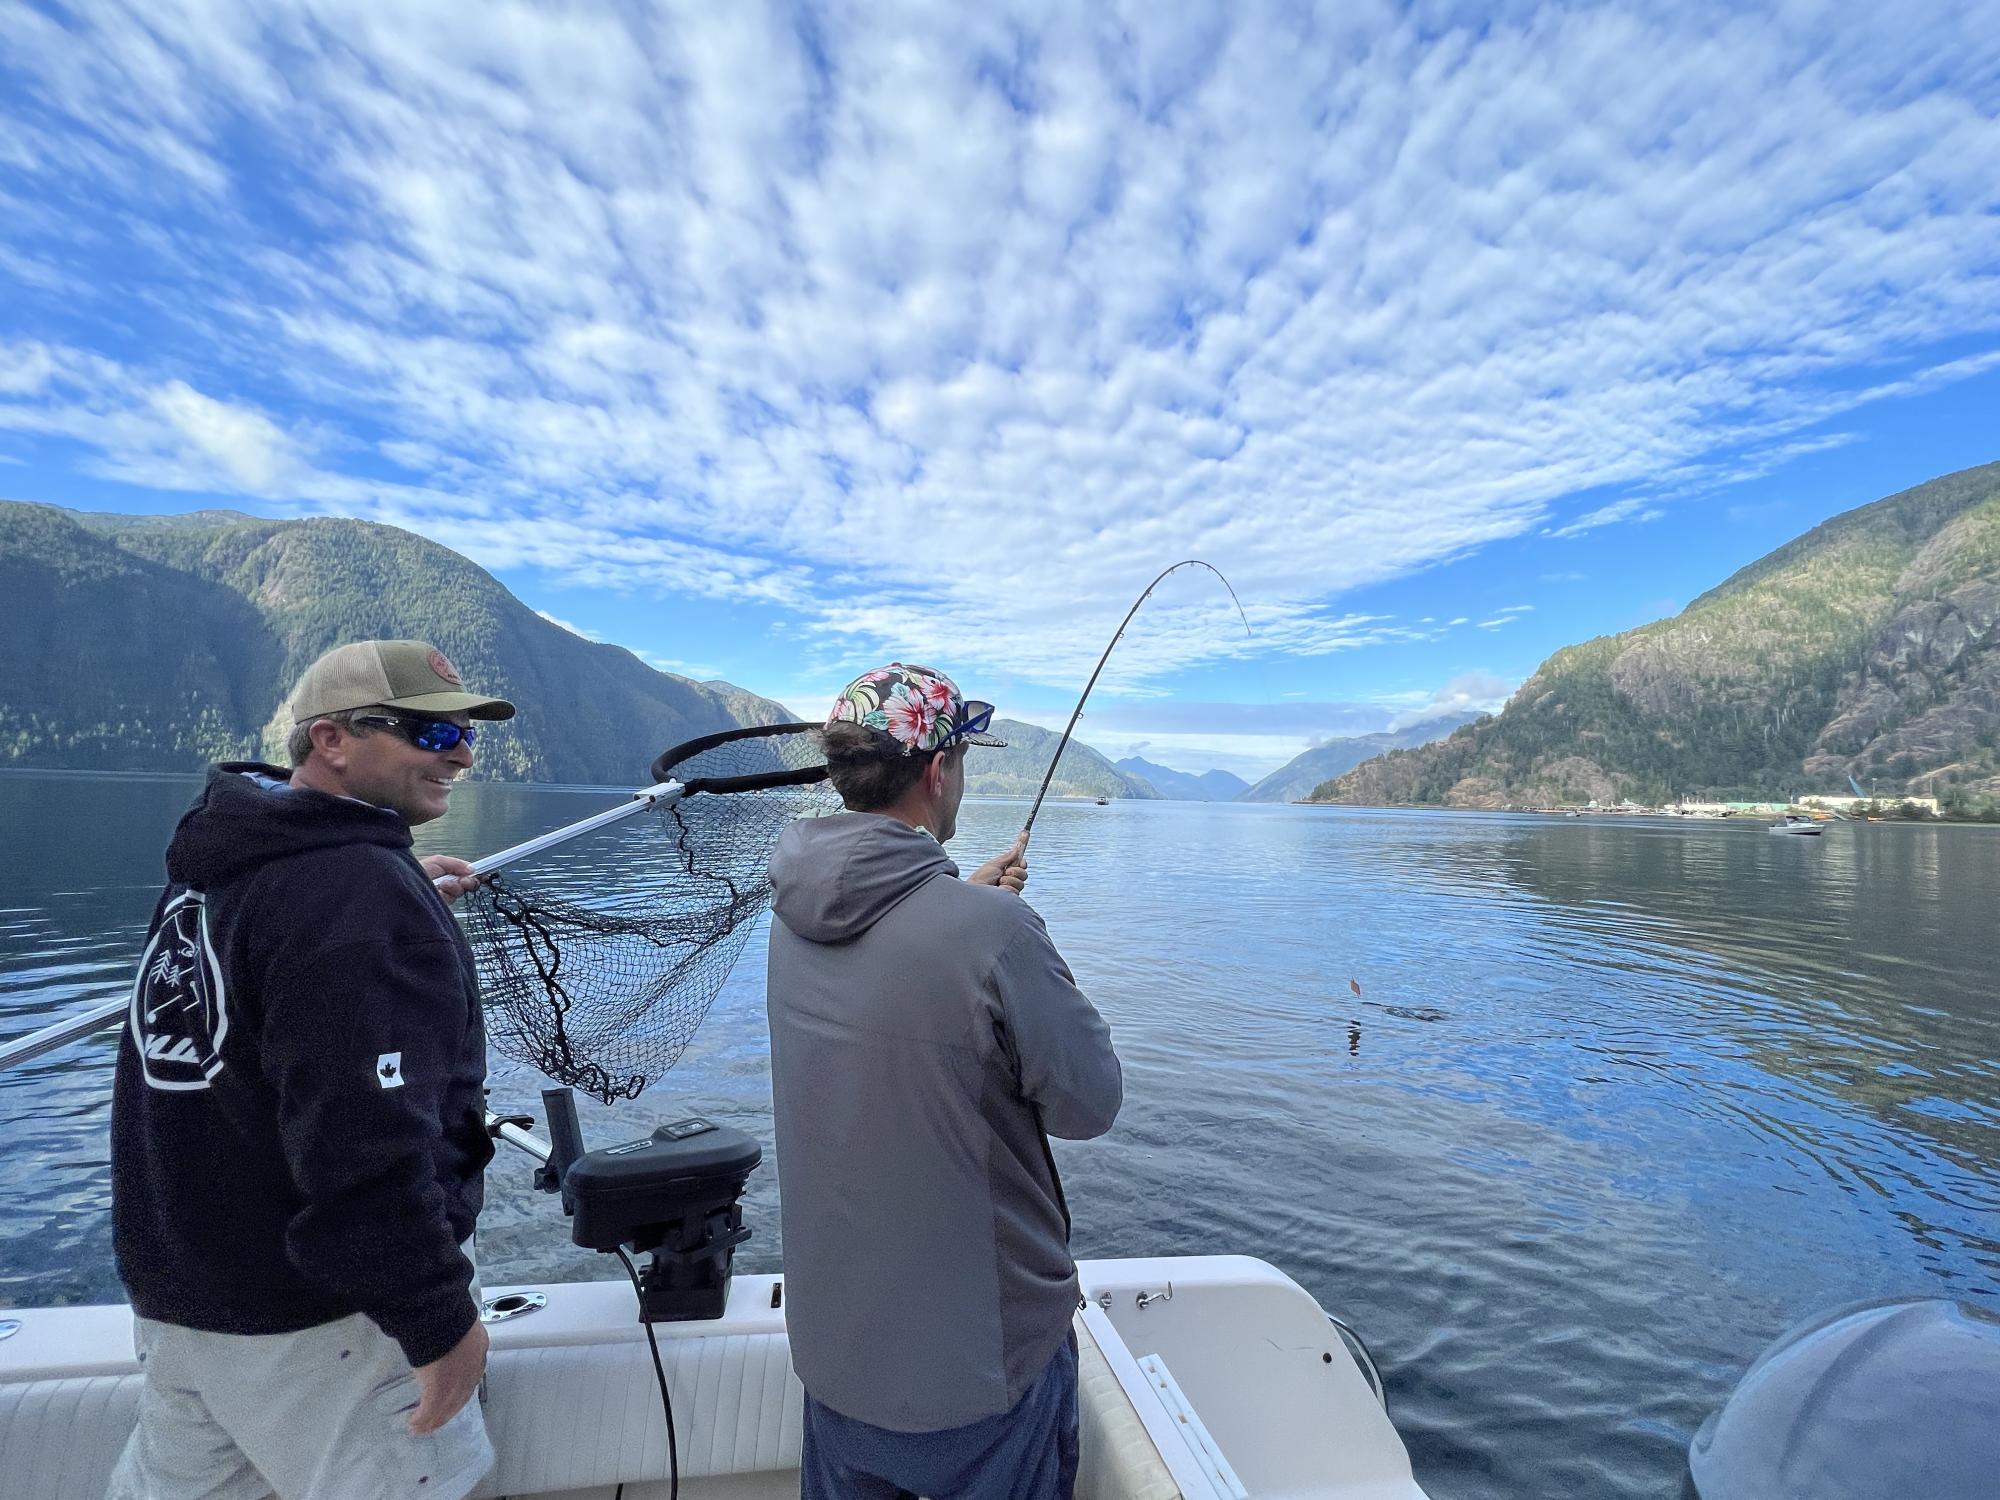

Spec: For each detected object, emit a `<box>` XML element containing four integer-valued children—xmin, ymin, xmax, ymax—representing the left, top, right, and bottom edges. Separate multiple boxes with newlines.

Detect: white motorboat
<box><xmin>0</xmin><ymin>1251</ymin><xmax>1429</xmax><ymax>1500</ymax></box>
<box><xmin>1768</xmin><ymin>815</ymin><xmax>1824</xmax><ymax>835</ymax></box>
<box><xmin>0</xmin><ymin>1090</ymin><xmax>1431</xmax><ymax>1500</ymax></box>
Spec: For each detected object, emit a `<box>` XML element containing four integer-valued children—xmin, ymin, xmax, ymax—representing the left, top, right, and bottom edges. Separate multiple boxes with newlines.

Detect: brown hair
<box><xmin>819</xmin><ymin>721</ymin><xmax>964</xmax><ymax>811</ymax></box>
<box><xmin>285</xmin><ymin>707</ymin><xmax>380</xmax><ymax>768</ymax></box>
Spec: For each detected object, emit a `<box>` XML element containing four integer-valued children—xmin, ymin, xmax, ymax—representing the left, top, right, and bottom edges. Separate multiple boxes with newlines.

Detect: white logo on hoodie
<box><xmin>130</xmin><ymin>891</ymin><xmax>228</xmax><ymax>1091</ymax></box>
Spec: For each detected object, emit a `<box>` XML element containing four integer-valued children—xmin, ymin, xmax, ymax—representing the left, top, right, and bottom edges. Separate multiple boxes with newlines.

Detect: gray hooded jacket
<box><xmin>766</xmin><ymin>812</ymin><xmax>1122</xmax><ymax>1432</ymax></box>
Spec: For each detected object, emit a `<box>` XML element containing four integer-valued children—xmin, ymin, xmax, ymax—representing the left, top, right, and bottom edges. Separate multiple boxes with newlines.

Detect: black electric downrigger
<box><xmin>531</xmin><ymin>1086</ymin><xmax>763</xmax><ymax>1321</ymax></box>
<box><xmin>489</xmin><ymin>1087</ymin><xmax>763</xmax><ymax>1500</ymax></box>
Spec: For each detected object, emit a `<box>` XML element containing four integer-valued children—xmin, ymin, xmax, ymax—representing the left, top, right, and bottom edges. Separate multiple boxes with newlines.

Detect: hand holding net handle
<box><xmin>0</xmin><ymin>724</ymin><xmax>832</xmax><ymax>1081</ymax></box>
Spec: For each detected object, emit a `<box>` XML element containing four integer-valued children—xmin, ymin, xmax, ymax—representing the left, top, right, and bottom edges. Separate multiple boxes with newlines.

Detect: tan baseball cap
<box><xmin>288</xmin><ymin>640</ymin><xmax>516</xmax><ymax>724</ymax></box>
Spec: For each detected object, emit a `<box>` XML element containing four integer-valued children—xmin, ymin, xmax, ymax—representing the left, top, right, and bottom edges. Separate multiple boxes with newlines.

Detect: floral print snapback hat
<box><xmin>824</xmin><ymin>663</ymin><xmax>1008</xmax><ymax>754</ymax></box>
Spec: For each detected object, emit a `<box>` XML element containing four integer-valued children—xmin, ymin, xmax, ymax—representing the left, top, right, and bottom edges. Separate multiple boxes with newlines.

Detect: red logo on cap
<box><xmin>428</xmin><ymin>649</ymin><xmax>463</xmax><ymax>686</ymax></box>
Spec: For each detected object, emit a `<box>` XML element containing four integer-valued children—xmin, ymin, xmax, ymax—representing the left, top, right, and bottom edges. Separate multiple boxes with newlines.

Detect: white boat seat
<box><xmin>0</xmin><ymin>1371</ymin><xmax>143</xmax><ymax>1500</ymax></box>
<box><xmin>1074</xmin><ymin>1313</ymin><xmax>1184</xmax><ymax>1500</ymax></box>
<box><xmin>477</xmin><ymin>1329</ymin><xmax>803</xmax><ymax>1494</ymax></box>
<box><xmin>0</xmin><ymin>1304</ymin><xmax>1179</xmax><ymax>1500</ymax></box>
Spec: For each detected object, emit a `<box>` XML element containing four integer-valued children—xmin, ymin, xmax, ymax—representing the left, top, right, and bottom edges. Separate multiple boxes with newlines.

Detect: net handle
<box><xmin>0</xmin><ymin>727</ymin><xmax>831</xmax><ymax>1074</ymax></box>
<box><xmin>0</xmin><ymin>780</ymin><xmax>690</xmax><ymax>1072</ymax></box>
<box><xmin>467</xmin><ymin>782</ymin><xmax>684</xmax><ymax>878</ymax></box>
<box><xmin>475</xmin><ymin>720</ymin><xmax>830</xmax><ymax>877</ymax></box>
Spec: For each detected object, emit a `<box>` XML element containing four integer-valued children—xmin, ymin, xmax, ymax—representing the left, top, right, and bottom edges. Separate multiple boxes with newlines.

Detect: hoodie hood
<box><xmin>166</xmin><ymin>762</ymin><xmax>412</xmax><ymax>889</ymax></box>
<box><xmin>769</xmin><ymin>811</ymin><xmax>959</xmax><ymax>944</ymax></box>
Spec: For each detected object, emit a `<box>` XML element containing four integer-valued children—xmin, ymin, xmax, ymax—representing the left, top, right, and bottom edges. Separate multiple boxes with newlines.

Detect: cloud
<box><xmin>1016</xmin><ymin>698</ymin><xmax>1396</xmax><ymax>739</ymax></box>
<box><xmin>1497</xmin><ymin>604</ymin><xmax>1534</xmax><ymax>614</ymax></box>
<box><xmin>147</xmin><ymin>381</ymin><xmax>301</xmax><ymax>491</ymax></box>
<box><xmin>1389</xmin><ymin>670</ymin><xmax>1516</xmax><ymax>731</ymax></box>
<box><xmin>3</xmin><ymin>2</ymin><xmax>1999</xmax><ymax>695</ymax></box>
<box><xmin>1545</xmin><ymin>497</ymin><xmax>1669</xmax><ymax>539</ymax></box>
<box><xmin>1540</xmin><ymin>571</ymin><xmax>1586</xmax><ymax>583</ymax></box>
<box><xmin>534</xmin><ymin>610</ymin><xmax>599</xmax><ymax>640</ymax></box>
<box><xmin>1476</xmin><ymin>616</ymin><xmax>1516</xmax><ymax>628</ymax></box>
<box><xmin>640</xmin><ymin>652</ymin><xmax>727</xmax><ymax>680</ymax></box>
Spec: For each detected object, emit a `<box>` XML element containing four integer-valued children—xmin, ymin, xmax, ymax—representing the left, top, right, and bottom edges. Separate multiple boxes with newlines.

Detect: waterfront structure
<box><xmin>1798</xmin><ymin>794</ymin><xmax>1940</xmax><ymax>816</ymax></box>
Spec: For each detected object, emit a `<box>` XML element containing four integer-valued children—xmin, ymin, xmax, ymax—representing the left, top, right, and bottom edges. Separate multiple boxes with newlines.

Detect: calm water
<box><xmin>2</xmin><ymin>769</ymin><xmax>1997</xmax><ymax>1498</ymax></box>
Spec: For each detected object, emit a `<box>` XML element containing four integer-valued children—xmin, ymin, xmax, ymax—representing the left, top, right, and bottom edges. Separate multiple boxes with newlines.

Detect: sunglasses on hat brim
<box><xmin>937</xmin><ymin>700</ymin><xmax>996</xmax><ymax>747</ymax></box>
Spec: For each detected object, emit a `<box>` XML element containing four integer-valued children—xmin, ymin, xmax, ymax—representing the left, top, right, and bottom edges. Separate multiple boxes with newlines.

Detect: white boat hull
<box><xmin>0</xmin><ymin>1255</ymin><xmax>1430</xmax><ymax>1499</ymax></box>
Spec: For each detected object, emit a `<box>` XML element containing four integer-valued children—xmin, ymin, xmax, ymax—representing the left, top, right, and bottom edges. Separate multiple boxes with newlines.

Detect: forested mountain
<box><xmin>1313</xmin><ymin>462</ymin><xmax>2000</xmax><ymax>812</ymax></box>
<box><xmin>964</xmin><ymin>720</ymin><xmax>1160</xmax><ymax>801</ymax></box>
<box><xmin>1237</xmin><ymin>715</ymin><xmax>1477</xmax><ymax>803</ymax></box>
<box><xmin>0</xmin><ymin>503</ymin><xmax>791</xmax><ymax>785</ymax></box>
<box><xmin>1113</xmin><ymin>756</ymin><xmax>1249</xmax><ymax>800</ymax></box>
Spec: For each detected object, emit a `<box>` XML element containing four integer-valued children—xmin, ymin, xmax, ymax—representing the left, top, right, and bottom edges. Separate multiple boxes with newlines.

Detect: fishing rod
<box><xmin>1021</xmin><ymin>559</ymin><xmax>1250</xmax><ymax>843</ymax></box>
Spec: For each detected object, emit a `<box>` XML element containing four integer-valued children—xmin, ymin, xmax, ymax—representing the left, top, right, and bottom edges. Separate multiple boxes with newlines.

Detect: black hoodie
<box><xmin>111</xmin><ymin>764</ymin><xmax>494</xmax><ymax>1369</ymax></box>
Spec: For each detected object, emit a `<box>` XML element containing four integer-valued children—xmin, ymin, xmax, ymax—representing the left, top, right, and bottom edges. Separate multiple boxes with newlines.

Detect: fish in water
<box><xmin>1372</xmin><ymin>1003</ymin><xmax>1450</xmax><ymax>1023</ymax></box>
<box><xmin>1348</xmin><ymin>977</ymin><xmax>1449</xmax><ymax>1024</ymax></box>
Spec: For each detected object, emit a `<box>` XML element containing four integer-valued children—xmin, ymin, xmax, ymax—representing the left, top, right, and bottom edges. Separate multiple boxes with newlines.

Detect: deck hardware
<box><xmin>1135</xmin><ymin>1282</ymin><xmax>1174</xmax><ymax>1310</ymax></box>
<box><xmin>0</xmin><ymin>1319</ymin><xmax>18</xmax><ymax>1340</ymax></box>
<box><xmin>1096</xmin><ymin>1291</ymin><xmax>1114</xmax><ymax>1311</ymax></box>
<box><xmin>480</xmin><ymin>1292</ymin><xmax>547</xmax><ymax>1323</ymax></box>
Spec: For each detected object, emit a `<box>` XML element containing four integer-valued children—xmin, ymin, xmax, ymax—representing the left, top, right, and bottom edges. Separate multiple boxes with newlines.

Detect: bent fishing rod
<box><xmin>1021</xmin><ymin>559</ymin><xmax>1250</xmax><ymax>844</ymax></box>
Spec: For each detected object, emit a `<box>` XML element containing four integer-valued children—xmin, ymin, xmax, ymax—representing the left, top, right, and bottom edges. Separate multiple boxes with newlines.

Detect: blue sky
<box><xmin>3</xmin><ymin>2</ymin><xmax>1998</xmax><ymax>779</ymax></box>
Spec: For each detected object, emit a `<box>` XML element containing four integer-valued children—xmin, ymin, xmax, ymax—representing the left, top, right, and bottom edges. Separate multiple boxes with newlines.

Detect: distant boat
<box><xmin>1770</xmin><ymin>814</ymin><xmax>1823</xmax><ymax>836</ymax></box>
<box><xmin>1094</xmin><ymin>796</ymin><xmax>1110</xmax><ymax>805</ymax></box>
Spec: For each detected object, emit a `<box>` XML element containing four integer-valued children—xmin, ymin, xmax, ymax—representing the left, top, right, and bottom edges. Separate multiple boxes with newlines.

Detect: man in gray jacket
<box><xmin>766</xmin><ymin>662</ymin><xmax>1123</xmax><ymax>1500</ymax></box>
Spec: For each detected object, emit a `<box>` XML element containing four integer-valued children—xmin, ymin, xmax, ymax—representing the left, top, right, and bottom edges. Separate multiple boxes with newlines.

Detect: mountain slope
<box><xmin>1238</xmin><ymin>715</ymin><xmax>1478</xmax><ymax>803</ymax></box>
<box><xmin>1313</xmin><ymin>462</ymin><xmax>2000</xmax><ymax>810</ymax></box>
<box><xmin>1113</xmin><ymin>756</ymin><xmax>1249</xmax><ymax>800</ymax></box>
<box><xmin>963</xmin><ymin>720</ymin><xmax>1160</xmax><ymax>801</ymax></box>
<box><xmin>0</xmin><ymin>503</ymin><xmax>792</xmax><ymax>784</ymax></box>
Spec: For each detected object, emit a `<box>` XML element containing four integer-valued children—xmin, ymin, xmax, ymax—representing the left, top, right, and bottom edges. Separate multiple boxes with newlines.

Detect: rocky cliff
<box><xmin>1315</xmin><ymin>462</ymin><xmax>2000</xmax><ymax>811</ymax></box>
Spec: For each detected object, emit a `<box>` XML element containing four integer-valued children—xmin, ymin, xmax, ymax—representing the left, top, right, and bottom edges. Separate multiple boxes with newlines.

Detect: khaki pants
<box><xmin>107</xmin><ymin>1293</ymin><xmax>492</xmax><ymax>1500</ymax></box>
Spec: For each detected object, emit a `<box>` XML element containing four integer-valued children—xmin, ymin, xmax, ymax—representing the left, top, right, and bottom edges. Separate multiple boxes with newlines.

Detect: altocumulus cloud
<box><xmin>2</xmin><ymin>0</ymin><xmax>1999</xmax><ymax>694</ymax></box>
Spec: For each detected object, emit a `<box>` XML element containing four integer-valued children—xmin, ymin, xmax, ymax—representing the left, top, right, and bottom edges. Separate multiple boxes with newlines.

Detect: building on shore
<box><xmin>1798</xmin><ymin>793</ymin><xmax>1940</xmax><ymax>816</ymax></box>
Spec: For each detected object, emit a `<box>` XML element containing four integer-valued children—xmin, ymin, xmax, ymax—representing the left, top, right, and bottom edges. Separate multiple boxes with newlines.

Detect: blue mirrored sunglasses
<box><xmin>939</xmin><ymin>700</ymin><xmax>995</xmax><ymax>746</ymax></box>
<box><xmin>355</xmin><ymin>714</ymin><xmax>477</xmax><ymax>753</ymax></box>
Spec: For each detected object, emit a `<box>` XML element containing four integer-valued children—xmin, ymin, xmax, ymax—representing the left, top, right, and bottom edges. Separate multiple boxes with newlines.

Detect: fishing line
<box><xmin>1021</xmin><ymin>559</ymin><xmax>1250</xmax><ymax>842</ymax></box>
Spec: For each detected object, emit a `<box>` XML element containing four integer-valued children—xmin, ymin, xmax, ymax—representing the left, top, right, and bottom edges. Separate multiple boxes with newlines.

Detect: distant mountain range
<box><xmin>0</xmin><ymin>500</ymin><xmax>1180</xmax><ymax>795</ymax></box>
<box><xmin>1113</xmin><ymin>756</ymin><xmax>1250</xmax><ymax>801</ymax></box>
<box><xmin>0</xmin><ymin>502</ymin><xmax>792</xmax><ymax>785</ymax></box>
<box><xmin>965</xmin><ymin>721</ymin><xmax>1160</xmax><ymax>801</ymax></box>
<box><xmin>1314</xmin><ymin>461</ymin><xmax>2000</xmax><ymax>813</ymax></box>
<box><xmin>26</xmin><ymin>461</ymin><xmax>1988</xmax><ymax>817</ymax></box>
<box><xmin>1236</xmin><ymin>716</ymin><xmax>1479</xmax><ymax>802</ymax></box>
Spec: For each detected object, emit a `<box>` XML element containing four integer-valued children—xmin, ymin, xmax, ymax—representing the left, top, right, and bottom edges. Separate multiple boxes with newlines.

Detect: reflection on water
<box><xmin>2</xmin><ymin>770</ymin><xmax>1996</xmax><ymax>1500</ymax></box>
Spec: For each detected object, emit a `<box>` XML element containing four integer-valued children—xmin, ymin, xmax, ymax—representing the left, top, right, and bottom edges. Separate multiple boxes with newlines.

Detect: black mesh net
<box><xmin>459</xmin><ymin>724</ymin><xmax>839</xmax><ymax>1102</ymax></box>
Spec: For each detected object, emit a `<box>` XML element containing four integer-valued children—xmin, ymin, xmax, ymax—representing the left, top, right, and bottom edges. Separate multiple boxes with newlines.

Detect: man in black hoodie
<box><xmin>108</xmin><ymin>640</ymin><xmax>514</xmax><ymax>1500</ymax></box>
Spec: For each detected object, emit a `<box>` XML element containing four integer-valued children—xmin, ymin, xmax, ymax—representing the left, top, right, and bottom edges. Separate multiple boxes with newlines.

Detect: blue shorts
<box><xmin>801</xmin><ymin>1333</ymin><xmax>1079</xmax><ymax>1500</ymax></box>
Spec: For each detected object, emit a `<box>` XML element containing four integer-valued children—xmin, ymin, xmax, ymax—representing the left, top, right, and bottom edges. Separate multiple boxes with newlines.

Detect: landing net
<box><xmin>459</xmin><ymin>724</ymin><xmax>838</xmax><ymax>1102</ymax></box>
